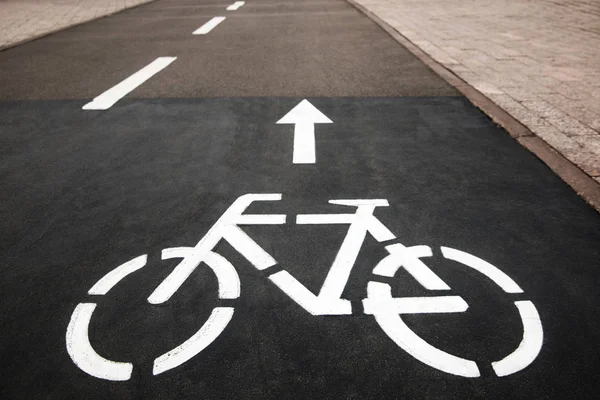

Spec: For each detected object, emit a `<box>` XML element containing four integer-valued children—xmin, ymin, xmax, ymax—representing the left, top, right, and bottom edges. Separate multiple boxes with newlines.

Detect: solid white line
<box><xmin>296</xmin><ymin>214</ymin><xmax>356</xmax><ymax>224</ymax></box>
<box><xmin>363</xmin><ymin>294</ymin><xmax>469</xmax><ymax>315</ymax></box>
<box><xmin>193</xmin><ymin>17</ymin><xmax>226</xmax><ymax>35</ymax></box>
<box><xmin>227</xmin><ymin>1</ymin><xmax>245</xmax><ymax>11</ymax></box>
<box><xmin>329</xmin><ymin>199</ymin><xmax>389</xmax><ymax>207</ymax></box>
<box><xmin>83</xmin><ymin>57</ymin><xmax>176</xmax><ymax>110</ymax></box>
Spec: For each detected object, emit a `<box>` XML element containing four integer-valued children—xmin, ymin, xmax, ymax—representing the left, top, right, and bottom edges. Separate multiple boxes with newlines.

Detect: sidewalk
<box><xmin>353</xmin><ymin>0</ymin><xmax>600</xmax><ymax>185</ymax></box>
<box><xmin>0</xmin><ymin>0</ymin><xmax>154</xmax><ymax>50</ymax></box>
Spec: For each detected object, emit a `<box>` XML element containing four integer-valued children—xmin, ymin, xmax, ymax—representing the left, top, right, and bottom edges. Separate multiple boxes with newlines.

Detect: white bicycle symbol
<box><xmin>66</xmin><ymin>193</ymin><xmax>543</xmax><ymax>381</ymax></box>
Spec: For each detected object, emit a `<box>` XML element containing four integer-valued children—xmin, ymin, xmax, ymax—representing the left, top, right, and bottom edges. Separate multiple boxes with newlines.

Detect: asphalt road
<box><xmin>1</xmin><ymin>0</ymin><xmax>600</xmax><ymax>399</ymax></box>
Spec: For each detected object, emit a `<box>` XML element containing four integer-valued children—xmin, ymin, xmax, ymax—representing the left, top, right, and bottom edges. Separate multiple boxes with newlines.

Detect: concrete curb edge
<box><xmin>346</xmin><ymin>0</ymin><xmax>600</xmax><ymax>213</ymax></box>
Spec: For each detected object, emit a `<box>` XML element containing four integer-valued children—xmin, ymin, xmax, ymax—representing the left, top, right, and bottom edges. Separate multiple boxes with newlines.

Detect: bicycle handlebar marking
<box><xmin>66</xmin><ymin>193</ymin><xmax>544</xmax><ymax>381</ymax></box>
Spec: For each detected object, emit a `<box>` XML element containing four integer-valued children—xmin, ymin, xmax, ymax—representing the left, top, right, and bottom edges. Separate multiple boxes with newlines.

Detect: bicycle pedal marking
<box><xmin>67</xmin><ymin>193</ymin><xmax>544</xmax><ymax>381</ymax></box>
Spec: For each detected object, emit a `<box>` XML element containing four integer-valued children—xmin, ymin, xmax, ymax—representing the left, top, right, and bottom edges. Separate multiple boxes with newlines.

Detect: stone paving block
<box><xmin>488</xmin><ymin>94</ymin><xmax>548</xmax><ymax>129</ymax></box>
<box><xmin>565</xmin><ymin>149</ymin><xmax>600</xmax><ymax>177</ymax></box>
<box><xmin>546</xmin><ymin>114</ymin><xmax>598</xmax><ymax>137</ymax></box>
<box><xmin>0</xmin><ymin>0</ymin><xmax>154</xmax><ymax>50</ymax></box>
<box><xmin>532</xmin><ymin>124</ymin><xmax>581</xmax><ymax>153</ymax></box>
<box><xmin>470</xmin><ymin>81</ymin><xmax>504</xmax><ymax>95</ymax></box>
<box><xmin>500</xmin><ymin>88</ymin><xmax>542</xmax><ymax>102</ymax></box>
<box><xmin>572</xmin><ymin>135</ymin><xmax>600</xmax><ymax>156</ymax></box>
<box><xmin>521</xmin><ymin>100</ymin><xmax>569</xmax><ymax>120</ymax></box>
<box><xmin>355</xmin><ymin>0</ymin><xmax>600</xmax><ymax>183</ymax></box>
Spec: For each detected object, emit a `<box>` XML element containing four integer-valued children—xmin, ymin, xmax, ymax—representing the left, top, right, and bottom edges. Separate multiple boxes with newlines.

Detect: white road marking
<box><xmin>276</xmin><ymin>99</ymin><xmax>332</xmax><ymax>164</ymax></box>
<box><xmin>193</xmin><ymin>17</ymin><xmax>226</xmax><ymax>35</ymax></box>
<box><xmin>66</xmin><ymin>303</ymin><xmax>133</xmax><ymax>381</ymax></box>
<box><xmin>269</xmin><ymin>270</ymin><xmax>352</xmax><ymax>315</ymax></box>
<box><xmin>227</xmin><ymin>1</ymin><xmax>245</xmax><ymax>10</ymax></box>
<box><xmin>222</xmin><ymin>225</ymin><xmax>278</xmax><ymax>270</ymax></box>
<box><xmin>296</xmin><ymin>214</ymin><xmax>355</xmax><ymax>224</ymax></box>
<box><xmin>67</xmin><ymin>246</ymin><xmax>240</xmax><ymax>381</ymax></box>
<box><xmin>296</xmin><ymin>200</ymin><xmax>393</xmax><ymax>313</ymax></box>
<box><xmin>367</xmin><ymin>246</ymin><xmax>543</xmax><ymax>377</ymax></box>
<box><xmin>440</xmin><ymin>247</ymin><xmax>524</xmax><ymax>293</ymax></box>
<box><xmin>363</xmin><ymin>295</ymin><xmax>469</xmax><ymax>315</ymax></box>
<box><xmin>153</xmin><ymin>307</ymin><xmax>234</xmax><ymax>375</ymax></box>
<box><xmin>363</xmin><ymin>282</ymin><xmax>467</xmax><ymax>315</ymax></box>
<box><xmin>147</xmin><ymin>194</ymin><xmax>284</xmax><ymax>305</ymax></box>
<box><xmin>492</xmin><ymin>301</ymin><xmax>544</xmax><ymax>376</ymax></box>
<box><xmin>236</xmin><ymin>214</ymin><xmax>287</xmax><ymax>225</ymax></box>
<box><xmin>82</xmin><ymin>57</ymin><xmax>176</xmax><ymax>110</ymax></box>
<box><xmin>88</xmin><ymin>255</ymin><xmax>147</xmax><ymax>295</ymax></box>
<box><xmin>313</xmin><ymin>208</ymin><xmax>369</xmax><ymax>302</ymax></box>
<box><xmin>161</xmin><ymin>247</ymin><xmax>241</xmax><ymax>299</ymax></box>
<box><xmin>365</xmin><ymin>281</ymin><xmax>480</xmax><ymax>378</ymax></box>
<box><xmin>67</xmin><ymin>193</ymin><xmax>544</xmax><ymax>380</ymax></box>
<box><xmin>329</xmin><ymin>199</ymin><xmax>390</xmax><ymax>207</ymax></box>
<box><xmin>376</xmin><ymin>244</ymin><xmax>451</xmax><ymax>290</ymax></box>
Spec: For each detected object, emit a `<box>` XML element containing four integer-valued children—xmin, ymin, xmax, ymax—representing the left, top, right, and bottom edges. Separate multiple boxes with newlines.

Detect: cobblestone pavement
<box><xmin>354</xmin><ymin>0</ymin><xmax>600</xmax><ymax>184</ymax></box>
<box><xmin>0</xmin><ymin>0</ymin><xmax>154</xmax><ymax>50</ymax></box>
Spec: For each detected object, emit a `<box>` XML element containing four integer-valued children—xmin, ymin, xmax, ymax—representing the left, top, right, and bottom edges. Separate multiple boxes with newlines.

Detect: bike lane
<box><xmin>1</xmin><ymin>0</ymin><xmax>600</xmax><ymax>399</ymax></box>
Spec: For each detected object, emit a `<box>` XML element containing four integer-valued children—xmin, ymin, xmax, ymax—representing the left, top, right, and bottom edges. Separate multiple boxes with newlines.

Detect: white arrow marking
<box><xmin>276</xmin><ymin>99</ymin><xmax>332</xmax><ymax>164</ymax></box>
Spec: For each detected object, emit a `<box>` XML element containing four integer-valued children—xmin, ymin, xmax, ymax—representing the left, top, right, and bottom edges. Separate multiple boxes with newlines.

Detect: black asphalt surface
<box><xmin>0</xmin><ymin>0</ymin><xmax>456</xmax><ymax>99</ymax></box>
<box><xmin>1</xmin><ymin>1</ymin><xmax>600</xmax><ymax>399</ymax></box>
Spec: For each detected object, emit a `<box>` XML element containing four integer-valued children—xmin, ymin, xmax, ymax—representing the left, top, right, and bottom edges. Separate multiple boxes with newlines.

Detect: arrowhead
<box><xmin>276</xmin><ymin>99</ymin><xmax>333</xmax><ymax>124</ymax></box>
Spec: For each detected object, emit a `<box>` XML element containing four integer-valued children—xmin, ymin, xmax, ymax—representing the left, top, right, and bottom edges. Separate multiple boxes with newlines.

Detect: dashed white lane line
<box><xmin>83</xmin><ymin>57</ymin><xmax>176</xmax><ymax>110</ymax></box>
<box><xmin>227</xmin><ymin>1</ymin><xmax>245</xmax><ymax>10</ymax></box>
<box><xmin>193</xmin><ymin>16</ymin><xmax>226</xmax><ymax>35</ymax></box>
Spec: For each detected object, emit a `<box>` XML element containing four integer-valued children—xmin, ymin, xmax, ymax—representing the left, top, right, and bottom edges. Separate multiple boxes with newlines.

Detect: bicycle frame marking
<box><xmin>148</xmin><ymin>193</ymin><xmax>286</xmax><ymax>305</ymax></box>
<box><xmin>66</xmin><ymin>193</ymin><xmax>544</xmax><ymax>381</ymax></box>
